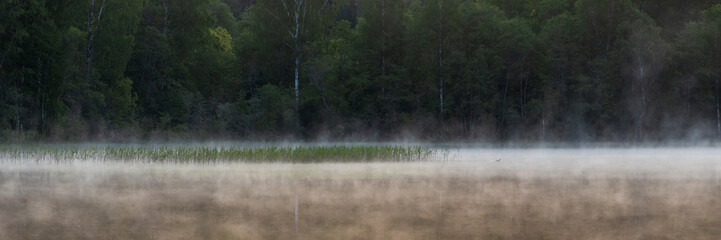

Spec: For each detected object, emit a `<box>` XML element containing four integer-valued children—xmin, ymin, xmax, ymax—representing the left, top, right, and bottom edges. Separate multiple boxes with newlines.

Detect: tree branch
<box><xmin>0</xmin><ymin>47</ymin><xmax>10</xmax><ymax>70</ymax></box>
<box><xmin>318</xmin><ymin>0</ymin><xmax>329</xmax><ymax>15</ymax></box>
<box><xmin>261</xmin><ymin>6</ymin><xmax>282</xmax><ymax>22</ymax></box>
<box><xmin>280</xmin><ymin>0</ymin><xmax>292</xmax><ymax>17</ymax></box>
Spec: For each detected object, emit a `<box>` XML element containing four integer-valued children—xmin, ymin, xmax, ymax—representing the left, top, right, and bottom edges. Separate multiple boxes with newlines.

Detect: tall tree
<box><xmin>254</xmin><ymin>0</ymin><xmax>341</xmax><ymax>110</ymax></box>
<box><xmin>443</xmin><ymin>1</ymin><xmax>506</xmax><ymax>137</ymax></box>
<box><xmin>679</xmin><ymin>4</ymin><xmax>721</xmax><ymax>137</ymax></box>
<box><xmin>538</xmin><ymin>9</ymin><xmax>583</xmax><ymax>140</ymax></box>
<box><xmin>621</xmin><ymin>18</ymin><xmax>669</xmax><ymax>140</ymax></box>
<box><xmin>352</xmin><ymin>0</ymin><xmax>407</xmax><ymax>134</ymax></box>
<box><xmin>419</xmin><ymin>0</ymin><xmax>460</xmax><ymax>114</ymax></box>
<box><xmin>0</xmin><ymin>0</ymin><xmax>67</xmax><ymax>136</ymax></box>
<box><xmin>89</xmin><ymin>0</ymin><xmax>142</xmax><ymax>126</ymax></box>
<box><xmin>85</xmin><ymin>0</ymin><xmax>107</xmax><ymax>85</ymax></box>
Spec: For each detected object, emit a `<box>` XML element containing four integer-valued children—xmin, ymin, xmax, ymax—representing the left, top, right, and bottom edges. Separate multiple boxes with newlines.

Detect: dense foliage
<box><xmin>2</xmin><ymin>0</ymin><xmax>721</xmax><ymax>142</ymax></box>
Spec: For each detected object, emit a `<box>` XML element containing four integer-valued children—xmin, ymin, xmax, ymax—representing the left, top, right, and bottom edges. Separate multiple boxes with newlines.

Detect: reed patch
<box><xmin>0</xmin><ymin>144</ymin><xmax>436</xmax><ymax>163</ymax></box>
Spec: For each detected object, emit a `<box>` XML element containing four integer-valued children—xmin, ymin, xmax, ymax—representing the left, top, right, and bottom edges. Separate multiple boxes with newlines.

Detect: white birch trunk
<box><xmin>632</xmin><ymin>55</ymin><xmax>647</xmax><ymax>141</ymax></box>
<box><xmin>274</xmin><ymin>0</ymin><xmax>328</xmax><ymax>112</ymax></box>
<box><xmin>85</xmin><ymin>0</ymin><xmax>106</xmax><ymax>84</ymax></box>
<box><xmin>541</xmin><ymin>115</ymin><xmax>546</xmax><ymax>140</ymax></box>
<box><xmin>294</xmin><ymin>55</ymin><xmax>300</xmax><ymax>110</ymax></box>
<box><xmin>162</xmin><ymin>0</ymin><xmax>169</xmax><ymax>36</ymax></box>
<box><xmin>15</xmin><ymin>104</ymin><xmax>20</xmax><ymax>131</ymax></box>
<box><xmin>290</xmin><ymin>0</ymin><xmax>303</xmax><ymax>110</ymax></box>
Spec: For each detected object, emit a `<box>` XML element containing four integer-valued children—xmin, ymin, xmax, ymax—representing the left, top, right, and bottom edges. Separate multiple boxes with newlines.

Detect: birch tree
<box><xmin>355</xmin><ymin>0</ymin><xmax>404</xmax><ymax>94</ymax></box>
<box><xmin>424</xmin><ymin>0</ymin><xmax>459</xmax><ymax>114</ymax></box>
<box><xmin>162</xmin><ymin>0</ymin><xmax>169</xmax><ymax>36</ymax></box>
<box><xmin>404</xmin><ymin>0</ymin><xmax>459</xmax><ymax>117</ymax></box>
<box><xmin>78</xmin><ymin>0</ymin><xmax>142</xmax><ymax>124</ymax></box>
<box><xmin>85</xmin><ymin>0</ymin><xmax>107</xmax><ymax>85</ymax></box>
<box><xmin>623</xmin><ymin>18</ymin><xmax>668</xmax><ymax>140</ymax></box>
<box><xmin>255</xmin><ymin>0</ymin><xmax>340</xmax><ymax>110</ymax></box>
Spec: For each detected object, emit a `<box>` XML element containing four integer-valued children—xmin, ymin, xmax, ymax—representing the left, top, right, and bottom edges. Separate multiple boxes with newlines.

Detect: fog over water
<box><xmin>1</xmin><ymin>146</ymin><xmax>720</xmax><ymax>239</ymax></box>
<box><xmin>452</xmin><ymin>147</ymin><xmax>721</xmax><ymax>176</ymax></box>
<box><xmin>2</xmin><ymin>146</ymin><xmax>720</xmax><ymax>178</ymax></box>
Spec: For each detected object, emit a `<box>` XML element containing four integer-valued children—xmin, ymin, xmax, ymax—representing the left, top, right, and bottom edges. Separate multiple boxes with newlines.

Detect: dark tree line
<box><xmin>1</xmin><ymin>0</ymin><xmax>721</xmax><ymax>142</ymax></box>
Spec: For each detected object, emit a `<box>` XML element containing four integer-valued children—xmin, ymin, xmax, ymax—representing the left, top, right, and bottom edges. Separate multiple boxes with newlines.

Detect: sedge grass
<box><xmin>0</xmin><ymin>144</ymin><xmax>436</xmax><ymax>163</ymax></box>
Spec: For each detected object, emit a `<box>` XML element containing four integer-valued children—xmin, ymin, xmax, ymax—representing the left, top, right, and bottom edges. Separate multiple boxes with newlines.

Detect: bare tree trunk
<box><xmin>162</xmin><ymin>0</ymin><xmax>169</xmax><ymax>36</ymax></box>
<box><xmin>41</xmin><ymin>100</ymin><xmax>45</xmax><ymax>134</ymax></box>
<box><xmin>15</xmin><ymin>102</ymin><xmax>20</xmax><ymax>131</ymax></box>
<box><xmin>294</xmin><ymin>55</ymin><xmax>300</xmax><ymax>110</ymax></box>
<box><xmin>590</xmin><ymin>9</ymin><xmax>602</xmax><ymax>48</ymax></box>
<box><xmin>518</xmin><ymin>57</ymin><xmax>525</xmax><ymax>120</ymax></box>
<box><xmin>438</xmin><ymin>45</ymin><xmax>443</xmax><ymax>114</ymax></box>
<box><xmin>10</xmin><ymin>75</ymin><xmax>20</xmax><ymax>132</ymax></box>
<box><xmin>633</xmin><ymin>55</ymin><xmax>647</xmax><ymax>141</ymax></box>
<box><xmin>606</xmin><ymin>2</ymin><xmax>615</xmax><ymax>52</ymax></box>
<box><xmin>15</xmin><ymin>107</ymin><xmax>20</xmax><ymax>131</ymax></box>
<box><xmin>438</xmin><ymin>0</ymin><xmax>443</xmax><ymax>114</ymax></box>
<box><xmin>310</xmin><ymin>62</ymin><xmax>330</xmax><ymax>110</ymax></box>
<box><xmin>274</xmin><ymin>0</ymin><xmax>328</xmax><ymax>114</ymax></box>
<box><xmin>500</xmin><ymin>58</ymin><xmax>510</xmax><ymax>126</ymax></box>
<box><xmin>520</xmin><ymin>75</ymin><xmax>524</xmax><ymax>119</ymax></box>
<box><xmin>292</xmin><ymin>0</ymin><xmax>302</xmax><ymax>110</ymax></box>
<box><xmin>38</xmin><ymin>75</ymin><xmax>44</xmax><ymax>134</ymax></box>
<box><xmin>0</xmin><ymin>47</ymin><xmax>10</xmax><ymax>70</ymax></box>
<box><xmin>639</xmin><ymin>85</ymin><xmax>646</xmax><ymax>140</ymax></box>
<box><xmin>85</xmin><ymin>1</ymin><xmax>95</xmax><ymax>84</ymax></box>
<box><xmin>523</xmin><ymin>73</ymin><xmax>529</xmax><ymax>119</ymax></box>
<box><xmin>15</xmin><ymin>85</ymin><xmax>21</xmax><ymax>131</ymax></box>
<box><xmin>85</xmin><ymin>34</ymin><xmax>93</xmax><ymax>84</ymax></box>
<box><xmin>85</xmin><ymin>0</ymin><xmax>106</xmax><ymax>84</ymax></box>
<box><xmin>687</xmin><ymin>81</ymin><xmax>692</xmax><ymax>117</ymax></box>
<box><xmin>0</xmin><ymin>17</ymin><xmax>18</xmax><ymax>70</ymax></box>
<box><xmin>380</xmin><ymin>0</ymin><xmax>386</xmax><ymax>76</ymax></box>
<box><xmin>380</xmin><ymin>0</ymin><xmax>386</xmax><ymax>96</ymax></box>
<box><xmin>716</xmin><ymin>78</ymin><xmax>721</xmax><ymax>136</ymax></box>
<box><xmin>541</xmin><ymin>114</ymin><xmax>546</xmax><ymax>140</ymax></box>
<box><xmin>519</xmin><ymin>56</ymin><xmax>527</xmax><ymax>120</ymax></box>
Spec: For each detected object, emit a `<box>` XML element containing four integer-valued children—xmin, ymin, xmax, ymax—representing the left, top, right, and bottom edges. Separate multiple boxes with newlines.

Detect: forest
<box><xmin>1</xmin><ymin>0</ymin><xmax>721</xmax><ymax>142</ymax></box>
